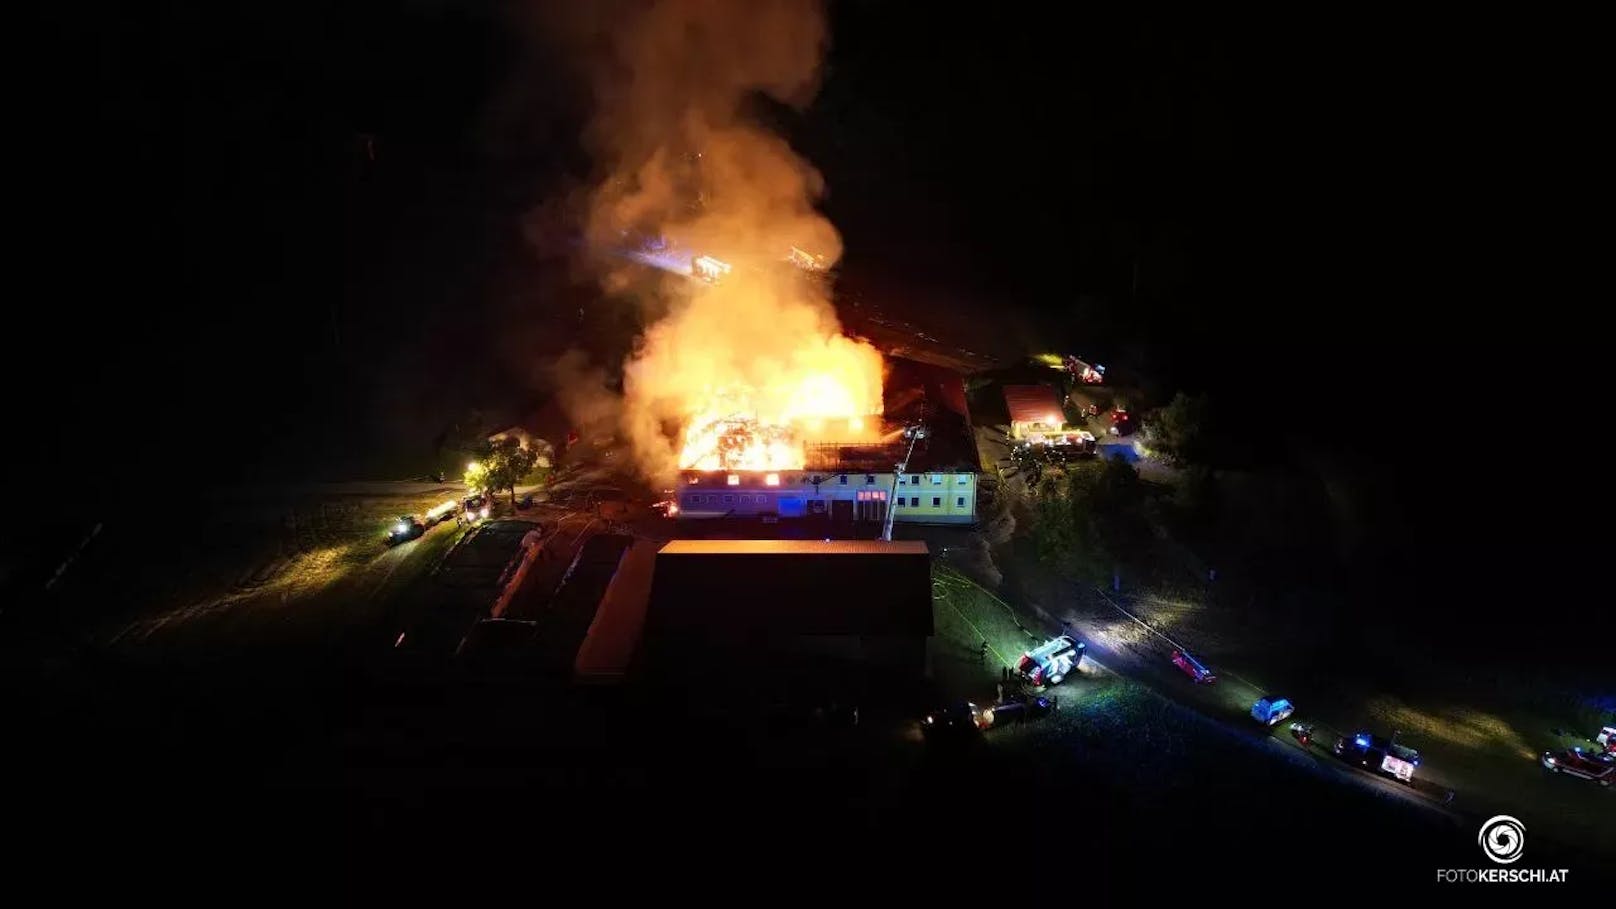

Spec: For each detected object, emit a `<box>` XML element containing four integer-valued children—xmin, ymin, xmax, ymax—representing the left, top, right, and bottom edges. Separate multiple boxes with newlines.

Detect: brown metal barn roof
<box><xmin>1002</xmin><ymin>384</ymin><xmax>1064</xmax><ymax>425</ymax></box>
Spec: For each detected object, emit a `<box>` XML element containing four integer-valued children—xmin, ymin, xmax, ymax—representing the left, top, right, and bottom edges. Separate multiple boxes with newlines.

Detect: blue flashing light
<box><xmin>1355</xmin><ymin>735</ymin><xmax>1370</xmax><ymax>748</ymax></box>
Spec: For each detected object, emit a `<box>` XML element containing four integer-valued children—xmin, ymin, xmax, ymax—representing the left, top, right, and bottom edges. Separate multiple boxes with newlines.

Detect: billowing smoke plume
<box><xmin>545</xmin><ymin>0</ymin><xmax>884</xmax><ymax>483</ymax></box>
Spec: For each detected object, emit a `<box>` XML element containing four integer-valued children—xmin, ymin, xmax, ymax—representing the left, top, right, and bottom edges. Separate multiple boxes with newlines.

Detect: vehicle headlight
<box><xmin>1547</xmin><ymin>756</ymin><xmax>1556</xmax><ymax>765</ymax></box>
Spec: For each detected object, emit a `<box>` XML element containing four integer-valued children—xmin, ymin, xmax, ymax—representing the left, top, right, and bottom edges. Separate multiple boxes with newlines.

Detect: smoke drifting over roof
<box><xmin>538</xmin><ymin>0</ymin><xmax>883</xmax><ymax>482</ymax></box>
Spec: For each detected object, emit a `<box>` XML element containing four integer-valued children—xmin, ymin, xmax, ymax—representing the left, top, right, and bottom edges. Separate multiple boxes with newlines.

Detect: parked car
<box><xmin>1540</xmin><ymin>748</ymin><xmax>1614</xmax><ymax>786</ymax></box>
<box><xmin>1170</xmin><ymin>649</ymin><xmax>1217</xmax><ymax>683</ymax></box>
<box><xmin>385</xmin><ymin>514</ymin><xmax>425</xmax><ymax>546</ymax></box>
<box><xmin>461</xmin><ymin>494</ymin><xmax>491</xmax><ymax>524</ymax></box>
<box><xmin>1251</xmin><ymin>696</ymin><xmax>1295</xmax><ymax>726</ymax></box>
<box><xmin>981</xmin><ymin>693</ymin><xmax>1057</xmax><ymax>728</ymax></box>
<box><xmin>921</xmin><ymin>702</ymin><xmax>985</xmax><ymax>744</ymax></box>
<box><xmin>1109</xmin><ymin>408</ymin><xmax>1134</xmax><ymax>436</ymax></box>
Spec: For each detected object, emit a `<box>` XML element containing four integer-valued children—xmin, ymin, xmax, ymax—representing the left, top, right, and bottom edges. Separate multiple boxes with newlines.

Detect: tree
<box><xmin>483</xmin><ymin>437</ymin><xmax>538</xmax><ymax>508</ymax></box>
<box><xmin>1031</xmin><ymin>456</ymin><xmax>1153</xmax><ymax>577</ymax></box>
<box><xmin>463</xmin><ymin>458</ymin><xmax>492</xmax><ymax>496</ymax></box>
<box><xmin>1170</xmin><ymin>464</ymin><xmax>1220</xmax><ymax>541</ymax></box>
<box><xmin>1143</xmin><ymin>392</ymin><xmax>1211</xmax><ymax>466</ymax></box>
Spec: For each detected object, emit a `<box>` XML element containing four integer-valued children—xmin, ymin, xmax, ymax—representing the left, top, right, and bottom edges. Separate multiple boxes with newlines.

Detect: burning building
<box><xmin>546</xmin><ymin>0</ymin><xmax>971</xmax><ymax>520</ymax></box>
<box><xmin>671</xmin><ymin>356</ymin><xmax>979</xmax><ymax>529</ymax></box>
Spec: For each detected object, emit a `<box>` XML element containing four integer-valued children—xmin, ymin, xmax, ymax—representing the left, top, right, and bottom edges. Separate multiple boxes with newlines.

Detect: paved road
<box><xmin>933</xmin><ymin>557</ymin><xmax>1464</xmax><ymax>820</ymax></box>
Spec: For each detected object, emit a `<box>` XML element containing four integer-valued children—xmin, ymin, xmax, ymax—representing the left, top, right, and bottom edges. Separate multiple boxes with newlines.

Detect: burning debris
<box><xmin>678</xmin><ymin>410</ymin><xmax>881</xmax><ymax>472</ymax></box>
<box><xmin>681</xmin><ymin>415</ymin><xmax>798</xmax><ymax>471</ymax></box>
<box><xmin>786</xmin><ymin>245</ymin><xmax>828</xmax><ymax>271</ymax></box>
<box><xmin>690</xmin><ymin>254</ymin><xmax>732</xmax><ymax>284</ymax></box>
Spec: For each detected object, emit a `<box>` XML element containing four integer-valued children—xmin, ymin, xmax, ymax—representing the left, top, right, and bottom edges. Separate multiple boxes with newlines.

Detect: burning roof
<box><xmin>679</xmin><ymin>355</ymin><xmax>978</xmax><ymax>475</ymax></box>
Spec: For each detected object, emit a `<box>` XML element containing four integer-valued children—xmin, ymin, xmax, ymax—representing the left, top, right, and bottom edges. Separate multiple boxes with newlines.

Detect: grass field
<box><xmin>54</xmin><ymin>488</ymin><xmax>473</xmax><ymax>655</ymax></box>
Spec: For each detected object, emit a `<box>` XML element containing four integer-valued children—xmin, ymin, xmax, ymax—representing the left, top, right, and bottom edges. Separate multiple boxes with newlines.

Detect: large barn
<box><xmin>641</xmin><ymin>539</ymin><xmax>933</xmax><ymax>678</ymax></box>
<box><xmin>672</xmin><ymin>357</ymin><xmax>980</xmax><ymax>532</ymax></box>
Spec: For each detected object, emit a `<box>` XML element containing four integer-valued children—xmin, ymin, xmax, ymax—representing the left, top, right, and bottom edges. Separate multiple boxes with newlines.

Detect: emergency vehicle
<box><xmin>1251</xmin><ymin>696</ymin><xmax>1295</xmax><ymax>726</ymax></box>
<box><xmin>1540</xmin><ymin>747</ymin><xmax>1614</xmax><ymax>786</ymax></box>
<box><xmin>1333</xmin><ymin>732</ymin><xmax>1421</xmax><ymax>783</ymax></box>
<box><xmin>1016</xmin><ymin>635</ymin><xmax>1085</xmax><ymax>686</ymax></box>
<box><xmin>1171</xmin><ymin>648</ymin><xmax>1216</xmax><ymax>683</ymax></box>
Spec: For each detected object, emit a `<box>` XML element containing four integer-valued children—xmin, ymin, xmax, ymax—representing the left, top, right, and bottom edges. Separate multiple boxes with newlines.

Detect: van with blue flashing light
<box><xmin>1333</xmin><ymin>731</ymin><xmax>1420</xmax><ymax>783</ymax></box>
<box><xmin>1250</xmin><ymin>696</ymin><xmax>1294</xmax><ymax>726</ymax></box>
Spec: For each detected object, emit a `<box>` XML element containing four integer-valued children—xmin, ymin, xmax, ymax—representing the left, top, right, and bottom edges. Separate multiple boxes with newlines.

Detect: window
<box><xmin>727</xmin><ymin>474</ymin><xmax>740</xmax><ymax>486</ymax></box>
<box><xmin>896</xmin><ymin>496</ymin><xmax>906</xmax><ymax>507</ymax></box>
<box><xmin>931</xmin><ymin>497</ymin><xmax>941</xmax><ymax>507</ymax></box>
<box><xmin>930</xmin><ymin>475</ymin><xmax>942</xmax><ymax>485</ymax></box>
<box><xmin>865</xmin><ymin>474</ymin><xmax>875</xmax><ymax>485</ymax></box>
<box><xmin>764</xmin><ymin>472</ymin><xmax>780</xmax><ymax>487</ymax></box>
<box><xmin>956</xmin><ymin>497</ymin><xmax>966</xmax><ymax>508</ymax></box>
<box><xmin>956</xmin><ymin>475</ymin><xmax>970</xmax><ymax>485</ymax></box>
<box><xmin>838</xmin><ymin>475</ymin><xmax>847</xmax><ymax>485</ymax></box>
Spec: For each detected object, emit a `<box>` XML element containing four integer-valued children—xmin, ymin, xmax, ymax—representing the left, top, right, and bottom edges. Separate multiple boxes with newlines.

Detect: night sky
<box><xmin>16</xmin><ymin>4</ymin><xmax>1608</xmax><ymax>651</ymax></box>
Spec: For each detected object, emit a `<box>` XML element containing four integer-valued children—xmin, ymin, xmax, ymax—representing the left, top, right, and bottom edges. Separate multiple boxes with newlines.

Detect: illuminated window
<box><xmin>765</xmin><ymin>473</ymin><xmax>780</xmax><ymax>487</ymax></box>
<box><xmin>956</xmin><ymin>475</ymin><xmax>970</xmax><ymax>484</ymax></box>
<box><xmin>687</xmin><ymin>475</ymin><xmax>699</xmax><ymax>484</ymax></box>
<box><xmin>931</xmin><ymin>497</ymin><xmax>941</xmax><ymax>507</ymax></box>
<box><xmin>931</xmin><ymin>475</ymin><xmax>942</xmax><ymax>485</ymax></box>
<box><xmin>727</xmin><ymin>474</ymin><xmax>740</xmax><ymax>486</ymax></box>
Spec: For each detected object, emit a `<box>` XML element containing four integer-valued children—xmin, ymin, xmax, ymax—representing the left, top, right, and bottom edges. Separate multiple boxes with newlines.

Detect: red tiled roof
<box><xmin>1002</xmin><ymin>385</ymin><xmax>1064</xmax><ymax>425</ymax></box>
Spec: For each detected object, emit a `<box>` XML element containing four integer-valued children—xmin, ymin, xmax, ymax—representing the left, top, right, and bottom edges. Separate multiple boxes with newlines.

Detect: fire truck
<box><xmin>1333</xmin><ymin>731</ymin><xmax>1421</xmax><ymax>783</ymax></box>
<box><xmin>1016</xmin><ymin>635</ymin><xmax>1085</xmax><ymax>686</ymax></box>
<box><xmin>1065</xmin><ymin>356</ymin><xmax>1106</xmax><ymax>385</ymax></box>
